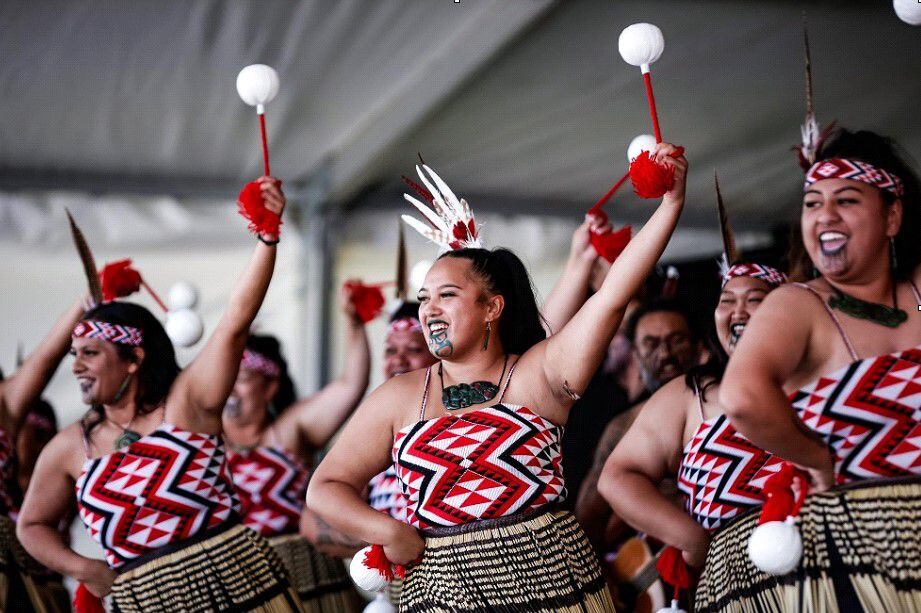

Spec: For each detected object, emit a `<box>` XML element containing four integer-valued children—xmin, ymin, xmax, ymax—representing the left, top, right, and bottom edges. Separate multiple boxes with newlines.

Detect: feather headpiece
<box><xmin>795</xmin><ymin>16</ymin><xmax>836</xmax><ymax>171</ymax></box>
<box><xmin>401</xmin><ymin>164</ymin><xmax>482</xmax><ymax>251</ymax></box>
<box><xmin>714</xmin><ymin>172</ymin><xmax>739</xmax><ymax>277</ymax></box>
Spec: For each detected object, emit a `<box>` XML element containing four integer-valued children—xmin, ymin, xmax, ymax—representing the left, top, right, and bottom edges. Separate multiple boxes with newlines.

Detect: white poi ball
<box><xmin>618</xmin><ymin>23</ymin><xmax>665</xmax><ymax>69</ymax></box>
<box><xmin>167</xmin><ymin>281</ymin><xmax>198</xmax><ymax>311</ymax></box>
<box><xmin>410</xmin><ymin>260</ymin><xmax>433</xmax><ymax>293</ymax></box>
<box><xmin>894</xmin><ymin>0</ymin><xmax>921</xmax><ymax>25</ymax></box>
<box><xmin>363</xmin><ymin>592</ymin><xmax>397</xmax><ymax>613</ymax></box>
<box><xmin>236</xmin><ymin>64</ymin><xmax>280</xmax><ymax>109</ymax></box>
<box><xmin>350</xmin><ymin>547</ymin><xmax>390</xmax><ymax>593</ymax></box>
<box><xmin>747</xmin><ymin>517</ymin><xmax>803</xmax><ymax>575</ymax></box>
<box><xmin>166</xmin><ymin>309</ymin><xmax>204</xmax><ymax>348</ymax></box>
<box><xmin>656</xmin><ymin>600</ymin><xmax>687</xmax><ymax>613</ymax></box>
<box><xmin>628</xmin><ymin>134</ymin><xmax>657</xmax><ymax>162</ymax></box>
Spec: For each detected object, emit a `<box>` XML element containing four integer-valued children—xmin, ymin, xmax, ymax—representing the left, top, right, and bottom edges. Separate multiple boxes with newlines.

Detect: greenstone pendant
<box><xmin>828</xmin><ymin>293</ymin><xmax>907</xmax><ymax>328</ymax></box>
<box><xmin>442</xmin><ymin>381</ymin><xmax>500</xmax><ymax>410</ymax></box>
<box><xmin>115</xmin><ymin>429</ymin><xmax>142</xmax><ymax>450</ymax></box>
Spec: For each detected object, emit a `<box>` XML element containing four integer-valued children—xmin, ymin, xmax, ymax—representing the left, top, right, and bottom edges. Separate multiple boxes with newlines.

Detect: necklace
<box><xmin>440</xmin><ymin>355</ymin><xmax>508</xmax><ymax>410</ymax></box>
<box><xmin>827</xmin><ymin>280</ymin><xmax>907</xmax><ymax>328</ymax></box>
<box><xmin>108</xmin><ymin>414</ymin><xmax>141</xmax><ymax>450</ymax></box>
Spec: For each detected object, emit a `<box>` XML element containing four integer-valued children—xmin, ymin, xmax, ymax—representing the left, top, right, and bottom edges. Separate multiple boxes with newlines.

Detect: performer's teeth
<box><xmin>819</xmin><ymin>231</ymin><xmax>847</xmax><ymax>254</ymax></box>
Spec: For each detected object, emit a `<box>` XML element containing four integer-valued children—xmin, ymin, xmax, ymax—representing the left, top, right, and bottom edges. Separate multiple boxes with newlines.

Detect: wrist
<box><xmin>71</xmin><ymin>556</ymin><xmax>102</xmax><ymax>582</ymax></box>
<box><xmin>258</xmin><ymin>233</ymin><xmax>279</xmax><ymax>246</ymax></box>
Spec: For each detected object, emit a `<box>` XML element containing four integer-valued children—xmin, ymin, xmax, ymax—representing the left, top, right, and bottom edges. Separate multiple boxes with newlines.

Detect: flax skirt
<box><xmin>400</xmin><ymin>509</ymin><xmax>615</xmax><ymax>613</ymax></box>
<box><xmin>0</xmin><ymin>515</ymin><xmax>70</xmax><ymax>613</ymax></box>
<box><xmin>267</xmin><ymin>533</ymin><xmax>362</xmax><ymax>612</ymax></box>
<box><xmin>111</xmin><ymin>523</ymin><xmax>303</xmax><ymax>612</ymax></box>
<box><xmin>696</xmin><ymin>476</ymin><xmax>921</xmax><ymax>613</ymax></box>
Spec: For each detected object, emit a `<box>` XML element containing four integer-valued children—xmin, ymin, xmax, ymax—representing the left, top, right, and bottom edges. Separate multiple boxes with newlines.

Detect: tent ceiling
<box><xmin>1</xmin><ymin>0</ymin><xmax>918</xmax><ymax>230</ymax></box>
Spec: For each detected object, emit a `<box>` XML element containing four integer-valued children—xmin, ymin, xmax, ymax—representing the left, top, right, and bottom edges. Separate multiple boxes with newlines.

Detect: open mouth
<box><xmin>818</xmin><ymin>231</ymin><xmax>848</xmax><ymax>256</ymax></box>
<box><xmin>428</xmin><ymin>320</ymin><xmax>448</xmax><ymax>335</ymax></box>
<box><xmin>224</xmin><ymin>396</ymin><xmax>241</xmax><ymax>417</ymax></box>
<box><xmin>729</xmin><ymin>322</ymin><xmax>747</xmax><ymax>347</ymax></box>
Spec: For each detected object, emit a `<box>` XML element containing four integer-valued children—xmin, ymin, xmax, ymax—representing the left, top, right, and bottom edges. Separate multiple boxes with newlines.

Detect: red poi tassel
<box><xmin>656</xmin><ymin>545</ymin><xmax>697</xmax><ymax>607</ymax></box>
<box><xmin>344</xmin><ymin>281</ymin><xmax>388</xmax><ymax>323</ymax></box>
<box><xmin>590</xmin><ymin>220</ymin><xmax>632</xmax><ymax>263</ymax></box>
<box><xmin>629</xmin><ymin>147</ymin><xmax>685</xmax><ymax>199</ymax></box>
<box><xmin>99</xmin><ymin>259</ymin><xmax>142</xmax><ymax>302</ymax></box>
<box><xmin>758</xmin><ymin>463</ymin><xmax>809</xmax><ymax>524</ymax></box>
<box><xmin>73</xmin><ymin>583</ymin><xmax>106</xmax><ymax>613</ymax></box>
<box><xmin>237</xmin><ymin>180</ymin><xmax>283</xmax><ymax>238</ymax></box>
<box><xmin>363</xmin><ymin>544</ymin><xmax>395</xmax><ymax>582</ymax></box>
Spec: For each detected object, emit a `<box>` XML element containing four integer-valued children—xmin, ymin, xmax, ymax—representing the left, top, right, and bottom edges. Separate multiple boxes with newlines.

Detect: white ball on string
<box><xmin>747</xmin><ymin>517</ymin><xmax>803</xmax><ymax>575</ymax></box>
<box><xmin>628</xmin><ymin>134</ymin><xmax>657</xmax><ymax>162</ymax></box>
<box><xmin>166</xmin><ymin>309</ymin><xmax>204</xmax><ymax>348</ymax></box>
<box><xmin>893</xmin><ymin>0</ymin><xmax>921</xmax><ymax>25</ymax></box>
<box><xmin>410</xmin><ymin>260</ymin><xmax>433</xmax><ymax>293</ymax></box>
<box><xmin>236</xmin><ymin>64</ymin><xmax>280</xmax><ymax>110</ymax></box>
<box><xmin>618</xmin><ymin>23</ymin><xmax>665</xmax><ymax>69</ymax></box>
<box><xmin>350</xmin><ymin>548</ymin><xmax>390</xmax><ymax>593</ymax></box>
<box><xmin>656</xmin><ymin>600</ymin><xmax>687</xmax><ymax>613</ymax></box>
<box><xmin>167</xmin><ymin>281</ymin><xmax>198</xmax><ymax>311</ymax></box>
<box><xmin>363</xmin><ymin>592</ymin><xmax>397</xmax><ymax>613</ymax></box>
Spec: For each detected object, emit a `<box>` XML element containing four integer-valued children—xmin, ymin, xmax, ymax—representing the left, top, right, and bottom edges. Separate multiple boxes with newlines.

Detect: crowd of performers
<box><xmin>0</xmin><ymin>92</ymin><xmax>918</xmax><ymax>613</ymax></box>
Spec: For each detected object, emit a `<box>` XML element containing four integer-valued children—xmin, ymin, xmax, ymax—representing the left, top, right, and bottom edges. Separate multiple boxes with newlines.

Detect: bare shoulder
<box><xmin>362</xmin><ymin>366</ymin><xmax>430</xmax><ymax>428</ymax></box>
<box><xmin>44</xmin><ymin>421</ymin><xmax>88</xmax><ymax>479</ymax></box>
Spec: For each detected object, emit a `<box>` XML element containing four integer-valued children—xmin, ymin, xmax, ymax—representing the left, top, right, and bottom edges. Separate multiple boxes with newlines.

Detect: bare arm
<box><xmin>17</xmin><ymin>427</ymin><xmax>116</xmax><ymax>596</ymax></box>
<box><xmin>601</xmin><ymin>379</ymin><xmax>709</xmax><ymax>566</ymax></box>
<box><xmin>1</xmin><ymin>298</ymin><xmax>84</xmax><ymax>433</ymax></box>
<box><xmin>276</xmin><ymin>292</ymin><xmax>370</xmax><ymax>450</ymax></box>
<box><xmin>720</xmin><ymin>286</ymin><xmax>835</xmax><ymax>488</ymax></box>
<box><xmin>299</xmin><ymin>507</ymin><xmax>366</xmax><ymax>558</ymax></box>
<box><xmin>305</xmin><ymin>374</ymin><xmax>425</xmax><ymax>565</ymax></box>
<box><xmin>531</xmin><ymin>144</ymin><xmax>687</xmax><ymax>411</ymax></box>
<box><xmin>170</xmin><ymin>179</ymin><xmax>284</xmax><ymax>432</ymax></box>
<box><xmin>542</xmin><ymin>215</ymin><xmax>609</xmax><ymax>335</ymax></box>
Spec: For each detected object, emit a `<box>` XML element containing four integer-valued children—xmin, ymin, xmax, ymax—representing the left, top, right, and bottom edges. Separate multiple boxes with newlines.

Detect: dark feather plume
<box><xmin>395</xmin><ymin>222</ymin><xmax>407</xmax><ymax>300</ymax></box>
<box><xmin>65</xmin><ymin>209</ymin><xmax>103</xmax><ymax>305</ymax></box>
<box><xmin>715</xmin><ymin>172</ymin><xmax>740</xmax><ymax>271</ymax></box>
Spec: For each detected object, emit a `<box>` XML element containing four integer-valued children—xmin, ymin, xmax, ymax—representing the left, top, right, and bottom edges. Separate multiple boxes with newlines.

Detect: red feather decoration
<box><xmin>238</xmin><ymin>181</ymin><xmax>282</xmax><ymax>237</ymax></box>
<box><xmin>345</xmin><ymin>281</ymin><xmax>386</xmax><ymax>323</ymax></box>
<box><xmin>73</xmin><ymin>583</ymin><xmax>106</xmax><ymax>613</ymax></box>
<box><xmin>628</xmin><ymin>147</ymin><xmax>685</xmax><ymax>199</ymax></box>
<box><xmin>99</xmin><ymin>259</ymin><xmax>142</xmax><ymax>302</ymax></box>
<box><xmin>363</xmin><ymin>544</ymin><xmax>394</xmax><ymax>581</ymax></box>
<box><xmin>590</xmin><ymin>224</ymin><xmax>632</xmax><ymax>263</ymax></box>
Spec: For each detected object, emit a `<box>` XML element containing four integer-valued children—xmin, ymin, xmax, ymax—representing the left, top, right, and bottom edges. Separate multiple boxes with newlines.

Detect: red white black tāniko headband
<box><xmin>72</xmin><ymin>320</ymin><xmax>143</xmax><ymax>347</ymax></box>
<box><xmin>240</xmin><ymin>349</ymin><xmax>281</xmax><ymax>378</ymax></box>
<box><xmin>805</xmin><ymin>158</ymin><xmax>904</xmax><ymax>198</ymax></box>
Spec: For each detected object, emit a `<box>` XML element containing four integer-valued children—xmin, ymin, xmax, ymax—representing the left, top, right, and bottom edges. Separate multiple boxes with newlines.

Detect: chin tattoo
<box><xmin>428</xmin><ymin>331</ymin><xmax>454</xmax><ymax>358</ymax></box>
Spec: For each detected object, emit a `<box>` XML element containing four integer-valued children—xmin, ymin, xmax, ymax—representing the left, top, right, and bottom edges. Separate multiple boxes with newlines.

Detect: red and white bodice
<box><xmin>678</xmin><ymin>414</ymin><xmax>783</xmax><ymax>531</ymax></box>
<box><xmin>393</xmin><ymin>403</ymin><xmax>567</xmax><ymax>530</ymax></box>
<box><xmin>368</xmin><ymin>465</ymin><xmax>407</xmax><ymax>522</ymax></box>
<box><xmin>791</xmin><ymin>345</ymin><xmax>921</xmax><ymax>483</ymax></box>
<box><xmin>0</xmin><ymin>427</ymin><xmax>21</xmax><ymax>519</ymax></box>
<box><xmin>75</xmin><ymin>423</ymin><xmax>240</xmax><ymax>569</ymax></box>
<box><xmin>227</xmin><ymin>445</ymin><xmax>309</xmax><ymax>537</ymax></box>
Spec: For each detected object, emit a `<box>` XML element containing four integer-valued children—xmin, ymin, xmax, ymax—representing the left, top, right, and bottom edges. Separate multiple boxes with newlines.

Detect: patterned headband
<box><xmin>241</xmin><ymin>349</ymin><xmax>281</xmax><ymax>378</ymax></box>
<box><xmin>72</xmin><ymin>320</ymin><xmax>143</xmax><ymax>347</ymax></box>
<box><xmin>805</xmin><ymin>158</ymin><xmax>904</xmax><ymax>197</ymax></box>
<box><xmin>721</xmin><ymin>263</ymin><xmax>787</xmax><ymax>289</ymax></box>
<box><xmin>387</xmin><ymin>317</ymin><xmax>423</xmax><ymax>335</ymax></box>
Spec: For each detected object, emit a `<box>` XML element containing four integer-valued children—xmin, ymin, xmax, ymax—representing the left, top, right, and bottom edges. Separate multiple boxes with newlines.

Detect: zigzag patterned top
<box><xmin>791</xmin><ymin>345</ymin><xmax>921</xmax><ymax>482</ymax></box>
<box><xmin>76</xmin><ymin>423</ymin><xmax>240</xmax><ymax>568</ymax></box>
<box><xmin>368</xmin><ymin>465</ymin><xmax>408</xmax><ymax>522</ymax></box>
<box><xmin>678</xmin><ymin>414</ymin><xmax>783</xmax><ymax>531</ymax></box>
<box><xmin>227</xmin><ymin>445</ymin><xmax>309</xmax><ymax>537</ymax></box>
<box><xmin>393</xmin><ymin>365</ymin><xmax>566</xmax><ymax>531</ymax></box>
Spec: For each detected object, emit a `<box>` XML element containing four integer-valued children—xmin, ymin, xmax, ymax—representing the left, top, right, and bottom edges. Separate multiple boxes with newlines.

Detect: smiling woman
<box><xmin>716</xmin><ymin>128</ymin><xmax>921</xmax><ymax>612</ymax></box>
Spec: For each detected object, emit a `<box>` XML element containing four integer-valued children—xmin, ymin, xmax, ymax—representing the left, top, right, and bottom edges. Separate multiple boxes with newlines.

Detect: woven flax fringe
<box><xmin>0</xmin><ymin>515</ymin><xmax>70</xmax><ymax>613</ymax></box>
<box><xmin>111</xmin><ymin>523</ymin><xmax>304</xmax><ymax>612</ymax></box>
<box><xmin>400</xmin><ymin>510</ymin><xmax>615</xmax><ymax>613</ymax></box>
<box><xmin>696</xmin><ymin>477</ymin><xmax>921</xmax><ymax>613</ymax></box>
<box><xmin>267</xmin><ymin>533</ymin><xmax>362</xmax><ymax>612</ymax></box>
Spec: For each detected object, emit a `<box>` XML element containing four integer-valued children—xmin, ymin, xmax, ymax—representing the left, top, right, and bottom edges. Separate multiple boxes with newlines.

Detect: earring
<box><xmin>483</xmin><ymin>321</ymin><xmax>491</xmax><ymax>351</ymax></box>
<box><xmin>112</xmin><ymin>373</ymin><xmax>133</xmax><ymax>403</ymax></box>
<box><xmin>890</xmin><ymin>236</ymin><xmax>898</xmax><ymax>272</ymax></box>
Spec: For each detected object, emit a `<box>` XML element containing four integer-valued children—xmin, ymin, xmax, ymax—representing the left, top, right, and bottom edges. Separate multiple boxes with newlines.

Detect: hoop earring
<box><xmin>482</xmin><ymin>321</ymin><xmax>491</xmax><ymax>351</ymax></box>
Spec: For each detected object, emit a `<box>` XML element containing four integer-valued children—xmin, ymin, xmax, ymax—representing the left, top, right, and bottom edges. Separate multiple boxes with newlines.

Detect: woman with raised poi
<box><xmin>17</xmin><ymin>177</ymin><xmax>306</xmax><ymax>612</ymax></box>
<box><xmin>223</xmin><ymin>288</ymin><xmax>371</xmax><ymax>612</ymax></box>
<box><xmin>306</xmin><ymin>143</ymin><xmax>687</xmax><ymax>612</ymax></box>
<box><xmin>713</xmin><ymin>127</ymin><xmax>921</xmax><ymax>612</ymax></box>
<box><xmin>599</xmin><ymin>178</ymin><xmax>787</xmax><ymax>610</ymax></box>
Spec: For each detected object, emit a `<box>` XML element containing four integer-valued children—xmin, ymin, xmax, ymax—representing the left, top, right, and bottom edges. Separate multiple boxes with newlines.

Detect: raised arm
<box><xmin>18</xmin><ymin>427</ymin><xmax>116</xmax><ymax>597</ymax></box>
<box><xmin>536</xmin><ymin>144</ymin><xmax>686</xmax><ymax>408</ymax></box>
<box><xmin>1</xmin><ymin>298</ymin><xmax>85</xmax><ymax>433</ymax></box>
<box><xmin>275</xmin><ymin>286</ymin><xmax>371</xmax><ymax>450</ymax></box>
<box><xmin>600</xmin><ymin>379</ymin><xmax>709</xmax><ymax>567</ymax></box>
<box><xmin>170</xmin><ymin>178</ymin><xmax>285</xmax><ymax>430</ymax></box>
<box><xmin>720</xmin><ymin>286</ymin><xmax>836</xmax><ymax>490</ymax></box>
<box><xmin>541</xmin><ymin>215</ymin><xmax>610</xmax><ymax>335</ymax></box>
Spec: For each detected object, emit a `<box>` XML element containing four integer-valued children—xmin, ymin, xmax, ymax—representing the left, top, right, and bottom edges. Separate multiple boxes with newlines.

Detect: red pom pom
<box><xmin>656</xmin><ymin>545</ymin><xmax>696</xmax><ymax>590</ymax></box>
<box><xmin>758</xmin><ymin>463</ymin><xmax>809</xmax><ymax>525</ymax></box>
<box><xmin>238</xmin><ymin>180</ymin><xmax>282</xmax><ymax>238</ymax></box>
<box><xmin>99</xmin><ymin>259</ymin><xmax>142</xmax><ymax>302</ymax></box>
<box><xmin>344</xmin><ymin>281</ymin><xmax>386</xmax><ymax>324</ymax></box>
<box><xmin>628</xmin><ymin>147</ymin><xmax>685</xmax><ymax>199</ymax></box>
<box><xmin>73</xmin><ymin>583</ymin><xmax>106</xmax><ymax>613</ymax></box>
<box><xmin>363</xmin><ymin>544</ymin><xmax>394</xmax><ymax>581</ymax></box>
<box><xmin>590</xmin><ymin>225</ymin><xmax>632</xmax><ymax>263</ymax></box>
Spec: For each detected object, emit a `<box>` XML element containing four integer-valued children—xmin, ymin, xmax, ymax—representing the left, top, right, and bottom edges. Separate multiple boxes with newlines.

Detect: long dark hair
<box><xmin>244</xmin><ymin>334</ymin><xmax>297</xmax><ymax>419</ymax></box>
<box><xmin>789</xmin><ymin>127</ymin><xmax>921</xmax><ymax>280</ymax></box>
<box><xmin>80</xmin><ymin>302</ymin><xmax>180</xmax><ymax>438</ymax></box>
<box><xmin>684</xmin><ymin>335</ymin><xmax>727</xmax><ymax>403</ymax></box>
<box><xmin>439</xmin><ymin>248</ymin><xmax>547</xmax><ymax>355</ymax></box>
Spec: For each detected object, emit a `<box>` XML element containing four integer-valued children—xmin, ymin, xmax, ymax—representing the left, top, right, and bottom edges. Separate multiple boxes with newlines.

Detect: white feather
<box><xmin>403</xmin><ymin>194</ymin><xmax>449</xmax><ymax>233</ymax></box>
<box><xmin>415</xmin><ymin>165</ymin><xmax>450</xmax><ymax>219</ymax></box>
<box><xmin>423</xmin><ymin>164</ymin><xmax>464</xmax><ymax>218</ymax></box>
<box><xmin>401</xmin><ymin>214</ymin><xmax>446</xmax><ymax>245</ymax></box>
